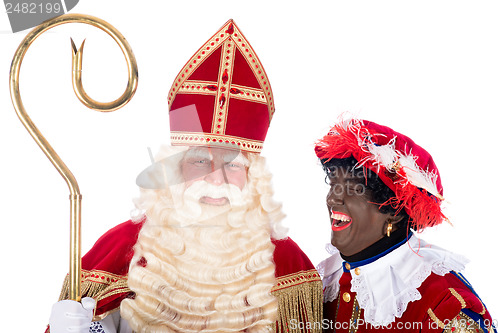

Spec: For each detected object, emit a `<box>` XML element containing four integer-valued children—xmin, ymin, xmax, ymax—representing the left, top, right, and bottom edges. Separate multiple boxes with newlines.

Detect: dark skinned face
<box><xmin>326</xmin><ymin>166</ymin><xmax>403</xmax><ymax>257</ymax></box>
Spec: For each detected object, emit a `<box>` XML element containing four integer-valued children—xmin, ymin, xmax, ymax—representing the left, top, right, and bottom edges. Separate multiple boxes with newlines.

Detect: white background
<box><xmin>0</xmin><ymin>0</ymin><xmax>499</xmax><ymax>330</ymax></box>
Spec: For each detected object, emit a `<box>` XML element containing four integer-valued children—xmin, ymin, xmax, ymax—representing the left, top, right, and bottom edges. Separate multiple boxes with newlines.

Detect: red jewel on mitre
<box><xmin>167</xmin><ymin>19</ymin><xmax>274</xmax><ymax>154</ymax></box>
<box><xmin>315</xmin><ymin>117</ymin><xmax>448</xmax><ymax>231</ymax></box>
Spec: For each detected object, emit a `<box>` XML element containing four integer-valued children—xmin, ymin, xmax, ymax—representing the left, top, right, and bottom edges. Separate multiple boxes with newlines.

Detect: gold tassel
<box><xmin>58</xmin><ymin>269</ymin><xmax>323</xmax><ymax>330</ymax></box>
<box><xmin>271</xmin><ymin>270</ymin><xmax>323</xmax><ymax>333</ymax></box>
<box><xmin>58</xmin><ymin>269</ymin><xmax>131</xmax><ymax>321</ymax></box>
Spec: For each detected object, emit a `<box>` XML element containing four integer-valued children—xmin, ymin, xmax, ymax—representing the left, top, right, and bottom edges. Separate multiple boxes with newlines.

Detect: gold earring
<box><xmin>386</xmin><ymin>223</ymin><xmax>393</xmax><ymax>237</ymax></box>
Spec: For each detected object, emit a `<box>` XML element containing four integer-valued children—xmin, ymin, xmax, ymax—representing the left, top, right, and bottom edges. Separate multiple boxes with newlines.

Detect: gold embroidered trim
<box><xmin>271</xmin><ymin>269</ymin><xmax>322</xmax><ymax>292</ymax></box>
<box><xmin>170</xmin><ymin>131</ymin><xmax>263</xmax><ymax>153</ymax></box>
<box><xmin>454</xmin><ymin>271</ymin><xmax>473</xmax><ymax>289</ymax></box>
<box><xmin>230</xmin><ymin>84</ymin><xmax>268</xmax><ymax>104</ymax></box>
<box><xmin>428</xmin><ymin>308</ymin><xmax>446</xmax><ymax>329</ymax></box>
<box><xmin>212</xmin><ymin>39</ymin><xmax>235</xmax><ymax>134</ymax></box>
<box><xmin>168</xmin><ymin>24</ymin><xmax>228</xmax><ymax>107</ymax></box>
<box><xmin>475</xmin><ymin>293</ymin><xmax>488</xmax><ymax>317</ymax></box>
<box><xmin>479</xmin><ymin>301</ymin><xmax>487</xmax><ymax>316</ymax></box>
<box><xmin>58</xmin><ymin>268</ymin><xmax>323</xmax><ymax>329</ymax></box>
<box><xmin>231</xmin><ymin>25</ymin><xmax>274</xmax><ymax>121</ymax></box>
<box><xmin>449</xmin><ymin>288</ymin><xmax>467</xmax><ymax>309</ymax></box>
<box><xmin>174</xmin><ymin>81</ymin><xmax>268</xmax><ymax>104</ymax></box>
<box><xmin>333</xmin><ymin>292</ymin><xmax>341</xmax><ymax>326</ymax></box>
<box><xmin>271</xmin><ymin>271</ymin><xmax>323</xmax><ymax>333</ymax></box>
<box><xmin>452</xmin><ymin>272</ymin><xmax>488</xmax><ymax>316</ymax></box>
<box><xmin>176</xmin><ymin>80</ymin><xmax>218</xmax><ymax>96</ymax></box>
<box><xmin>58</xmin><ymin>269</ymin><xmax>131</xmax><ymax>321</ymax></box>
<box><xmin>349</xmin><ymin>298</ymin><xmax>361</xmax><ymax>333</ymax></box>
<box><xmin>168</xmin><ymin>20</ymin><xmax>275</xmax><ymax>128</ymax></box>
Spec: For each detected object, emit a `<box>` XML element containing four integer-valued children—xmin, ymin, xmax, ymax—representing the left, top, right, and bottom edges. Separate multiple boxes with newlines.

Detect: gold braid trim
<box><xmin>451</xmin><ymin>273</ymin><xmax>487</xmax><ymax>316</ymax></box>
<box><xmin>57</xmin><ymin>268</ymin><xmax>323</xmax><ymax>329</ymax></box>
<box><xmin>449</xmin><ymin>288</ymin><xmax>467</xmax><ymax>309</ymax></box>
<box><xmin>427</xmin><ymin>308</ymin><xmax>446</xmax><ymax>329</ymax></box>
<box><xmin>58</xmin><ymin>269</ymin><xmax>131</xmax><ymax>321</ymax></box>
<box><xmin>271</xmin><ymin>269</ymin><xmax>323</xmax><ymax>333</ymax></box>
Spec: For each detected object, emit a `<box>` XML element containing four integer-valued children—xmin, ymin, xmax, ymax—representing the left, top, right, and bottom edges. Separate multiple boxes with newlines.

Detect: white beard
<box><xmin>120</xmin><ymin>180</ymin><xmax>277</xmax><ymax>333</ymax></box>
<box><xmin>168</xmin><ymin>180</ymin><xmax>251</xmax><ymax>228</ymax></box>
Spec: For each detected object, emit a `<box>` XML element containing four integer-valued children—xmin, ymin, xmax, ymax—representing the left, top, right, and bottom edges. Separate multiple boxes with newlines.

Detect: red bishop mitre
<box><xmin>167</xmin><ymin>19</ymin><xmax>274</xmax><ymax>153</ymax></box>
<box><xmin>315</xmin><ymin>117</ymin><xmax>447</xmax><ymax>231</ymax></box>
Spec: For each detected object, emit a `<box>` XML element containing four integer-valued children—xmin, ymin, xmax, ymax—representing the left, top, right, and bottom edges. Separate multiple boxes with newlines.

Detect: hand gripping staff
<box><xmin>9</xmin><ymin>14</ymin><xmax>138</xmax><ymax>302</ymax></box>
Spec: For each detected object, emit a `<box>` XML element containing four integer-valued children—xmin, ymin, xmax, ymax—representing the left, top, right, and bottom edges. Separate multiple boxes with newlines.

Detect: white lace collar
<box><xmin>316</xmin><ymin>235</ymin><xmax>469</xmax><ymax>326</ymax></box>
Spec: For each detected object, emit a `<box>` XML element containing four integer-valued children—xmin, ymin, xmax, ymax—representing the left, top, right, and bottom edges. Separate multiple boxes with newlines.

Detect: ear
<box><xmin>387</xmin><ymin>213</ymin><xmax>405</xmax><ymax>225</ymax></box>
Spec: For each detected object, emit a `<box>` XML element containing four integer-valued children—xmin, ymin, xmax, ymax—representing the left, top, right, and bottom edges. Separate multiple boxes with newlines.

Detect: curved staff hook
<box><xmin>9</xmin><ymin>14</ymin><xmax>138</xmax><ymax>301</ymax></box>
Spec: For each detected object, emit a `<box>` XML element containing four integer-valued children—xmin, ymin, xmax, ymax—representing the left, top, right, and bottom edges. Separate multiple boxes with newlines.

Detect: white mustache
<box><xmin>183</xmin><ymin>180</ymin><xmax>246</xmax><ymax>207</ymax></box>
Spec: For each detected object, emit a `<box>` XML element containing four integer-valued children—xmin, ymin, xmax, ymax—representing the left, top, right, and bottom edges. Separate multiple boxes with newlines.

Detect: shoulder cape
<box><xmin>56</xmin><ymin>220</ymin><xmax>323</xmax><ymax>332</ymax></box>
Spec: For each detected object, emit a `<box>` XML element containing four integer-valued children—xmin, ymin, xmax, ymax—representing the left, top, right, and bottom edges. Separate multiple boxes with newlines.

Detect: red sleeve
<box><xmin>272</xmin><ymin>237</ymin><xmax>315</xmax><ymax>278</ymax></box>
<box><xmin>82</xmin><ymin>220</ymin><xmax>143</xmax><ymax>275</ymax></box>
<box><xmin>50</xmin><ymin>220</ymin><xmax>145</xmax><ymax>332</ymax></box>
<box><xmin>420</xmin><ymin>272</ymin><xmax>495</xmax><ymax>333</ymax></box>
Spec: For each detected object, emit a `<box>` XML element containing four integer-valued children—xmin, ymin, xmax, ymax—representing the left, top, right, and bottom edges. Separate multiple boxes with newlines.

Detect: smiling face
<box><xmin>326</xmin><ymin>165</ymin><xmax>399</xmax><ymax>256</ymax></box>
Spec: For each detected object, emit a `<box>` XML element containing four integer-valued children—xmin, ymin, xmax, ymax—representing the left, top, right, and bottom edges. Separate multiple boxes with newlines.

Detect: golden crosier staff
<box><xmin>9</xmin><ymin>14</ymin><xmax>138</xmax><ymax>301</ymax></box>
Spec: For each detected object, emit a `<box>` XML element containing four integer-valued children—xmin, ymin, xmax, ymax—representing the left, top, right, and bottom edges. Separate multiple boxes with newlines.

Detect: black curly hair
<box><xmin>322</xmin><ymin>156</ymin><xmax>409</xmax><ymax>225</ymax></box>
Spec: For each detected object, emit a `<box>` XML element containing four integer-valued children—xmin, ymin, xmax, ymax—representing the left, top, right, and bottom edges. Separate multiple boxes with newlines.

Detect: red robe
<box><xmin>324</xmin><ymin>259</ymin><xmax>496</xmax><ymax>333</ymax></box>
<box><xmin>54</xmin><ymin>220</ymin><xmax>323</xmax><ymax>332</ymax></box>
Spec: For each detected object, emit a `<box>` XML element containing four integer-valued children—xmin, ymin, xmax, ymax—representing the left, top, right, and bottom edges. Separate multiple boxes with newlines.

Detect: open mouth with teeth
<box><xmin>200</xmin><ymin>196</ymin><xmax>229</xmax><ymax>206</ymax></box>
<box><xmin>331</xmin><ymin>210</ymin><xmax>353</xmax><ymax>232</ymax></box>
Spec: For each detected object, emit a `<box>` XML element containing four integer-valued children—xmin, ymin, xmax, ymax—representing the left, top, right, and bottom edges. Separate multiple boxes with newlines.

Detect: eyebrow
<box><xmin>184</xmin><ymin>148</ymin><xmax>249</xmax><ymax>166</ymax></box>
<box><xmin>184</xmin><ymin>148</ymin><xmax>212</xmax><ymax>160</ymax></box>
<box><xmin>224</xmin><ymin>153</ymin><xmax>249</xmax><ymax>166</ymax></box>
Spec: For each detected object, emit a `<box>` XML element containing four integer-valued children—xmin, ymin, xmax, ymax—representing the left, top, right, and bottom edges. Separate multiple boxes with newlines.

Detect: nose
<box><xmin>204</xmin><ymin>164</ymin><xmax>227</xmax><ymax>186</ymax></box>
<box><xmin>326</xmin><ymin>184</ymin><xmax>344</xmax><ymax>206</ymax></box>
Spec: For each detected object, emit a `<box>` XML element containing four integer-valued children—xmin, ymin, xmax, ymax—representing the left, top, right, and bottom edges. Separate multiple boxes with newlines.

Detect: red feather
<box><xmin>315</xmin><ymin>119</ymin><xmax>446</xmax><ymax>231</ymax></box>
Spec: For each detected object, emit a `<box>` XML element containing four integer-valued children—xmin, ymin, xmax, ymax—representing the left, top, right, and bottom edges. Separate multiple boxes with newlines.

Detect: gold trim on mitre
<box><xmin>168</xmin><ymin>19</ymin><xmax>274</xmax><ymax>120</ymax></box>
<box><xmin>170</xmin><ymin>131</ymin><xmax>264</xmax><ymax>153</ymax></box>
<box><xmin>168</xmin><ymin>20</ymin><xmax>275</xmax><ymax>154</ymax></box>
